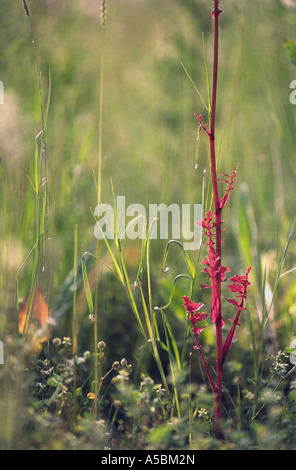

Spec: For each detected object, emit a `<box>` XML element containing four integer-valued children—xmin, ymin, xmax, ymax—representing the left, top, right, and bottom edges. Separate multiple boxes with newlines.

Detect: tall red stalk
<box><xmin>185</xmin><ymin>1</ymin><xmax>251</xmax><ymax>440</ymax></box>
<box><xmin>209</xmin><ymin>0</ymin><xmax>223</xmax><ymax>438</ymax></box>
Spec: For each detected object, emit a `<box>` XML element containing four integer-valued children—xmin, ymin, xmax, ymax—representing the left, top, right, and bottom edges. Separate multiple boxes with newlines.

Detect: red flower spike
<box><xmin>183</xmin><ymin>296</ymin><xmax>209</xmax><ymax>348</ymax></box>
<box><xmin>193</xmin><ymin>326</ymin><xmax>207</xmax><ymax>336</ymax></box>
<box><xmin>194</xmin><ymin>112</ymin><xmax>203</xmax><ymax>124</ymax></box>
<box><xmin>222</xmin><ymin>267</ymin><xmax>251</xmax><ymax>363</ymax></box>
<box><xmin>198</xmin><ymin>210</ymin><xmax>231</xmax><ymax>327</ymax></box>
<box><xmin>183</xmin><ymin>296</ymin><xmax>205</xmax><ymax>314</ymax></box>
<box><xmin>218</xmin><ymin>165</ymin><xmax>239</xmax><ymax>210</ymax></box>
<box><xmin>192</xmin><ymin>326</ymin><xmax>207</xmax><ymax>350</ymax></box>
<box><xmin>194</xmin><ymin>112</ymin><xmax>211</xmax><ymax>135</ymax></box>
<box><xmin>183</xmin><ymin>296</ymin><xmax>209</xmax><ymax>325</ymax></box>
<box><xmin>190</xmin><ymin>311</ymin><xmax>210</xmax><ymax>324</ymax></box>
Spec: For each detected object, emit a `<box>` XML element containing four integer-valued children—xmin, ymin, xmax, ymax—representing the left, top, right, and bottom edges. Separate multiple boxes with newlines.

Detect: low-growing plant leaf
<box><xmin>75</xmin><ymin>387</ymin><xmax>82</xmax><ymax>397</ymax></box>
<box><xmin>284</xmin><ymin>39</ymin><xmax>296</xmax><ymax>67</ymax></box>
<box><xmin>47</xmin><ymin>377</ymin><xmax>59</xmax><ymax>387</ymax></box>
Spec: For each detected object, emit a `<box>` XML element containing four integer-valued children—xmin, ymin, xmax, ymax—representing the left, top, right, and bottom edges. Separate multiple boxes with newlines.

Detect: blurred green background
<box><xmin>1</xmin><ymin>0</ymin><xmax>296</xmax><ymax>350</ymax></box>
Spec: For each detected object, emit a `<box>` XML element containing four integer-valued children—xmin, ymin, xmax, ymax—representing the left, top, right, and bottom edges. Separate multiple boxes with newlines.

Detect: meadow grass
<box><xmin>0</xmin><ymin>0</ymin><xmax>296</xmax><ymax>450</ymax></box>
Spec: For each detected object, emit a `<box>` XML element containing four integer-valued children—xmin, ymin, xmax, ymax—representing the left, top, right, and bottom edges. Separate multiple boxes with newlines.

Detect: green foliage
<box><xmin>284</xmin><ymin>39</ymin><xmax>296</xmax><ymax>67</ymax></box>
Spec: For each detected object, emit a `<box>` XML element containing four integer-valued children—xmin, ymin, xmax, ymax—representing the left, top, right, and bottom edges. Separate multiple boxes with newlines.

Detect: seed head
<box><xmin>83</xmin><ymin>350</ymin><xmax>91</xmax><ymax>359</ymax></box>
<box><xmin>100</xmin><ymin>0</ymin><xmax>107</xmax><ymax>28</ymax></box>
<box><xmin>89</xmin><ymin>313</ymin><xmax>96</xmax><ymax>323</ymax></box>
<box><xmin>120</xmin><ymin>357</ymin><xmax>128</xmax><ymax>367</ymax></box>
<box><xmin>52</xmin><ymin>337</ymin><xmax>61</xmax><ymax>347</ymax></box>
<box><xmin>22</xmin><ymin>0</ymin><xmax>29</xmax><ymax>17</ymax></box>
<box><xmin>98</xmin><ymin>340</ymin><xmax>106</xmax><ymax>350</ymax></box>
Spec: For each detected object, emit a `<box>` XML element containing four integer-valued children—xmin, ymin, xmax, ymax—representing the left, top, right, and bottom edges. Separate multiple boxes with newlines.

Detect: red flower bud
<box><xmin>211</xmin><ymin>7</ymin><xmax>222</xmax><ymax>18</ymax></box>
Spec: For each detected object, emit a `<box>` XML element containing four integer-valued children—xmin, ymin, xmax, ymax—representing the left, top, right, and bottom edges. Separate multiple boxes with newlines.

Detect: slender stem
<box><xmin>209</xmin><ymin>0</ymin><xmax>220</xmax><ymax>211</ymax></box>
<box><xmin>98</xmin><ymin>26</ymin><xmax>105</xmax><ymax>206</ymax></box>
<box><xmin>197</xmin><ymin>344</ymin><xmax>216</xmax><ymax>397</ymax></box>
<box><xmin>73</xmin><ymin>224</ymin><xmax>78</xmax><ymax>356</ymax></box>
<box><xmin>72</xmin><ymin>224</ymin><xmax>78</xmax><ymax>423</ymax></box>
<box><xmin>208</xmin><ymin>0</ymin><xmax>223</xmax><ymax>439</ymax></box>
<box><xmin>93</xmin><ymin>17</ymin><xmax>106</xmax><ymax>416</ymax></box>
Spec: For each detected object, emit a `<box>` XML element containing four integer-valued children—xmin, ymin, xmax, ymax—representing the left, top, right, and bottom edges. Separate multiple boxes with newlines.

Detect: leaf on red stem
<box><xmin>226</xmin><ymin>266</ymin><xmax>251</xmax><ymax>304</ymax></box>
<box><xmin>211</xmin><ymin>7</ymin><xmax>223</xmax><ymax>18</ymax></box>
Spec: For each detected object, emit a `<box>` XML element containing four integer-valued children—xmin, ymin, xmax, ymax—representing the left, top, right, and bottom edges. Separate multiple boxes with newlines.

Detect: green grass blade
<box><xmin>161</xmin><ymin>239</ymin><xmax>195</xmax><ymax>280</ymax></box>
<box><xmin>73</xmin><ymin>224</ymin><xmax>78</xmax><ymax>355</ymax></box>
<box><xmin>138</xmin><ymin>282</ymin><xmax>169</xmax><ymax>394</ymax></box>
<box><xmin>161</xmin><ymin>309</ymin><xmax>181</xmax><ymax>371</ymax></box>
<box><xmin>44</xmin><ymin>69</ymin><xmax>51</xmax><ymax>133</ymax></box>
<box><xmin>155</xmin><ymin>274</ymin><xmax>192</xmax><ymax>311</ymax></box>
<box><xmin>180</xmin><ymin>61</ymin><xmax>209</xmax><ymax>112</ymax></box>
<box><xmin>119</xmin><ymin>250</ymin><xmax>146</xmax><ymax>338</ymax></box>
<box><xmin>202</xmin><ymin>32</ymin><xmax>211</xmax><ymax>116</ymax></box>
<box><xmin>266</xmin><ymin>216</ymin><xmax>296</xmax><ymax>322</ymax></box>
<box><xmin>91</xmin><ymin>206</ymin><xmax>125</xmax><ymax>285</ymax></box>
<box><xmin>81</xmin><ymin>253</ymin><xmax>94</xmax><ymax>315</ymax></box>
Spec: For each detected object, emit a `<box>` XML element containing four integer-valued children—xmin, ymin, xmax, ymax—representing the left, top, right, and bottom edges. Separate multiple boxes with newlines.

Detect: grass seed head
<box><xmin>100</xmin><ymin>0</ymin><xmax>107</xmax><ymax>28</ymax></box>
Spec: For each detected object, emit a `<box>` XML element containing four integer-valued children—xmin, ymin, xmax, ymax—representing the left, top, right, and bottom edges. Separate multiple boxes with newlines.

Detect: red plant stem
<box><xmin>208</xmin><ymin>0</ymin><xmax>223</xmax><ymax>439</ymax></box>
<box><xmin>197</xmin><ymin>345</ymin><xmax>216</xmax><ymax>397</ymax></box>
